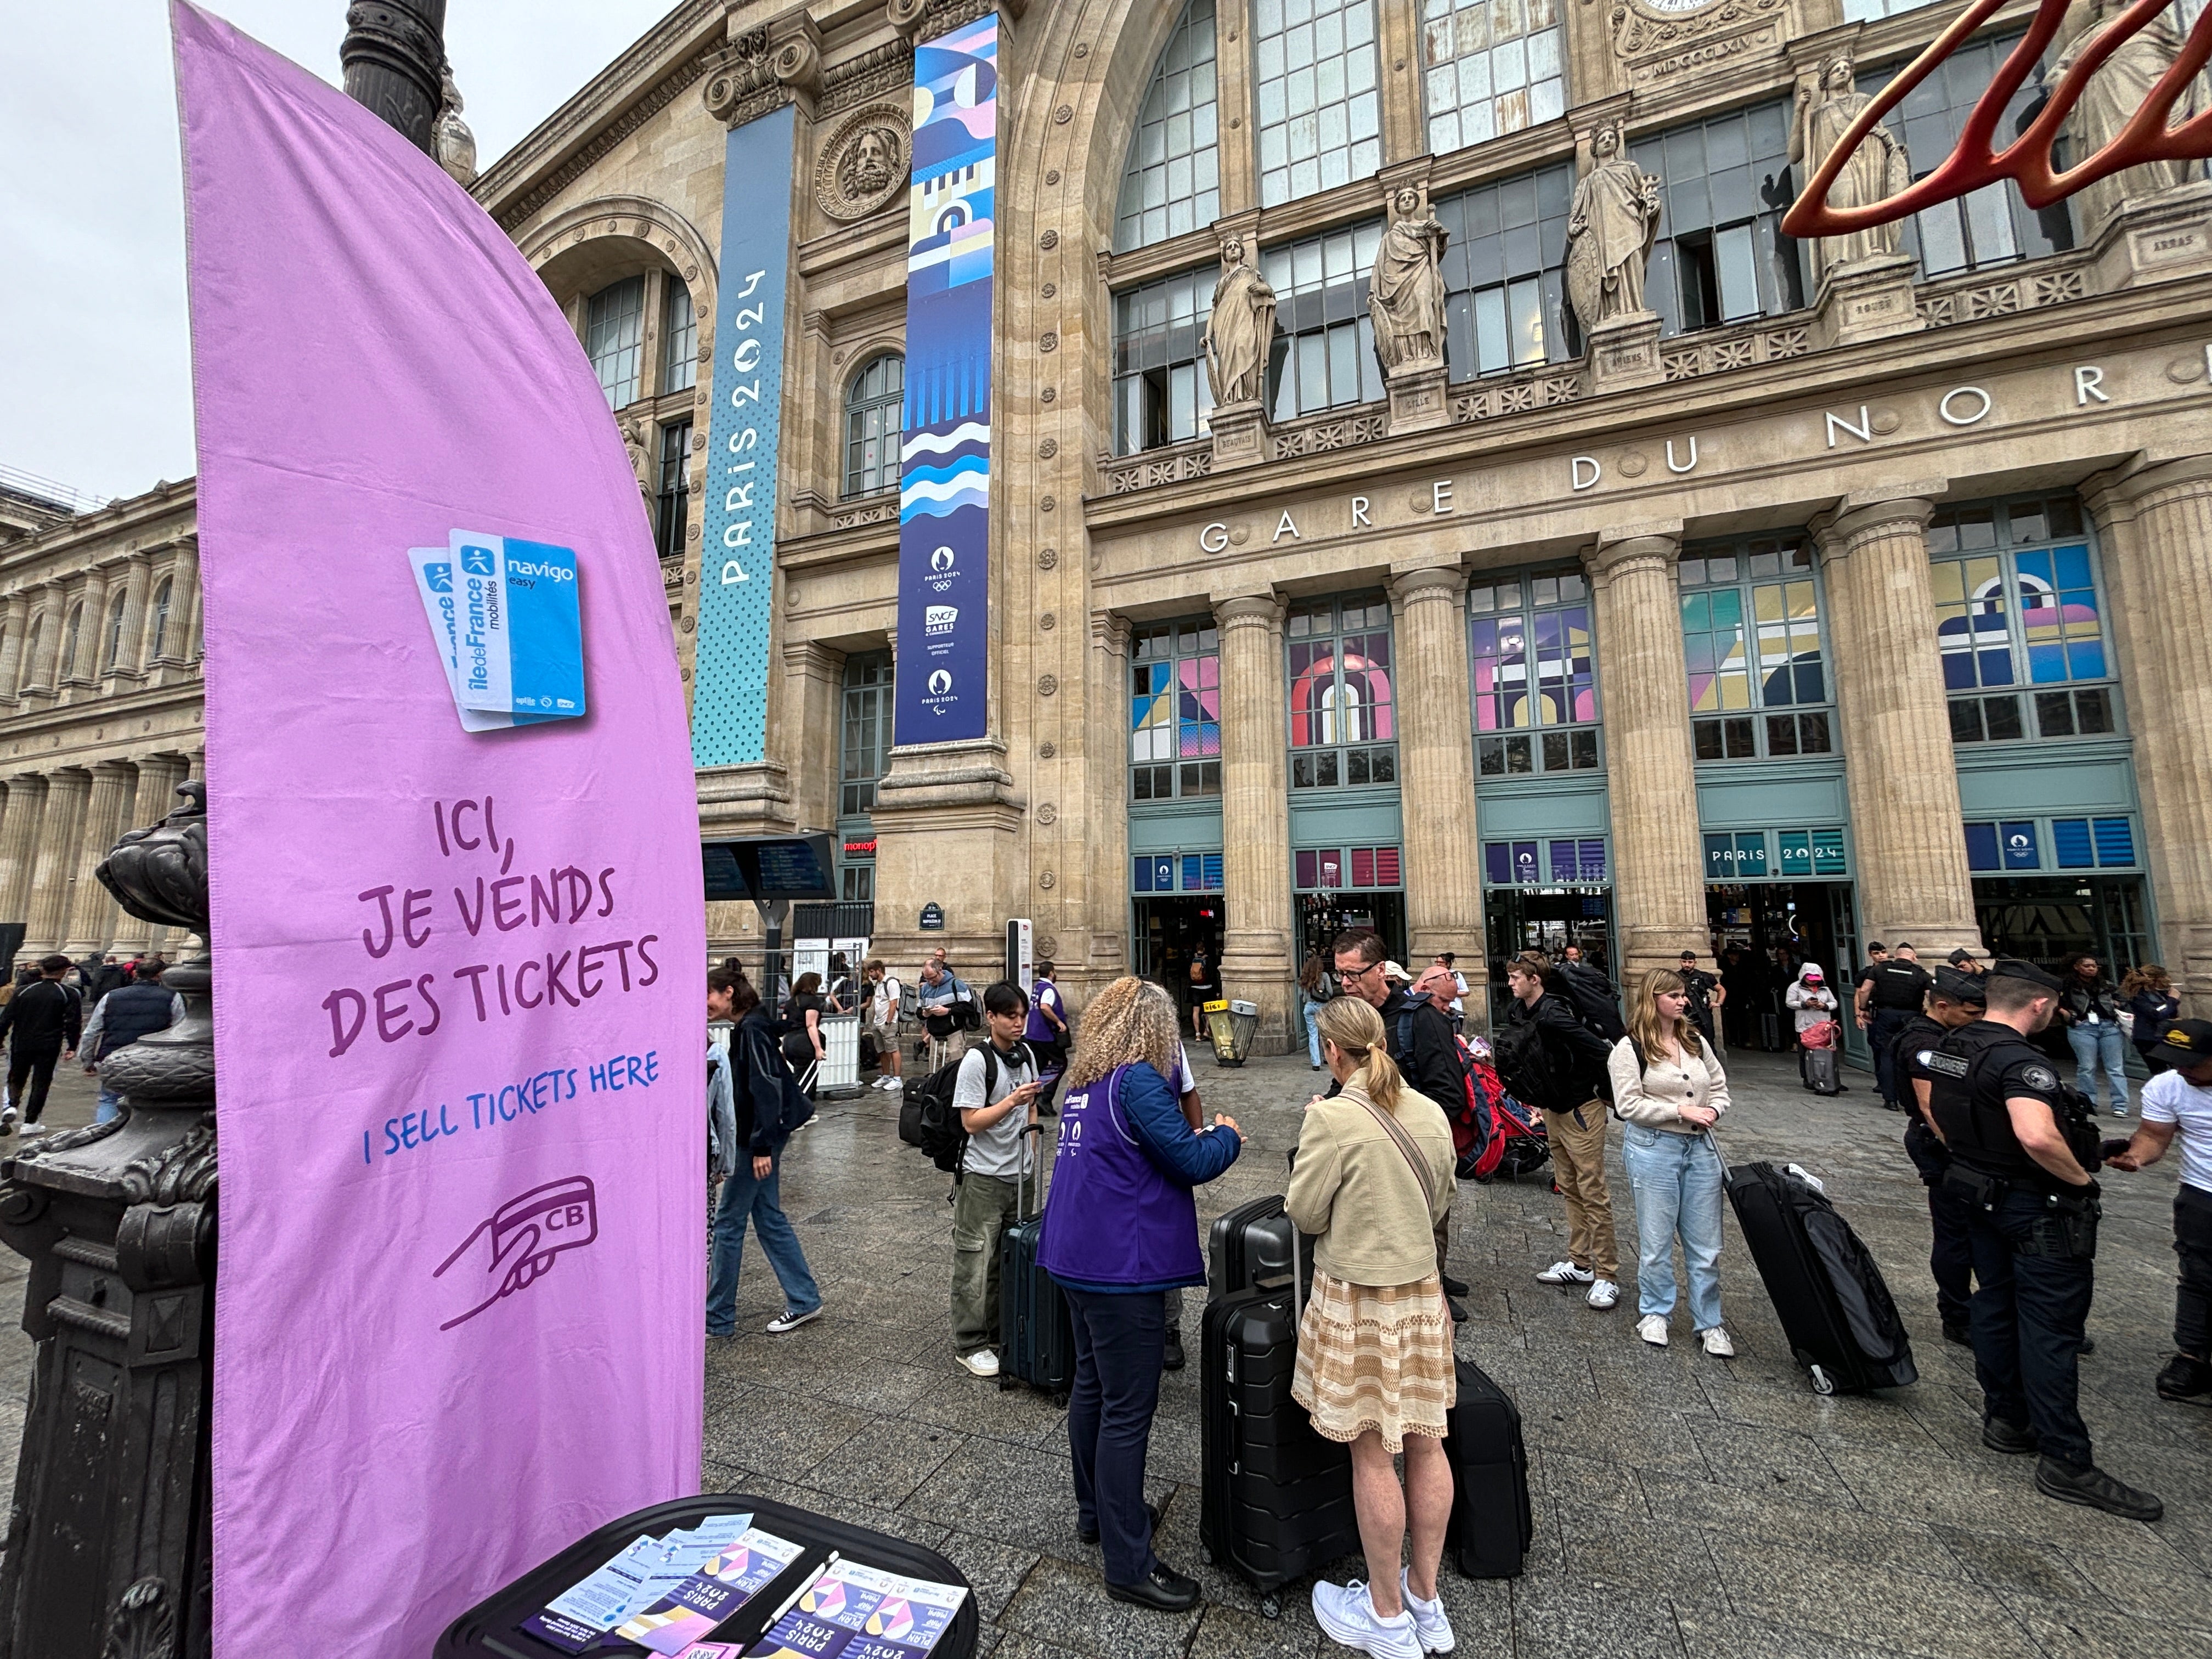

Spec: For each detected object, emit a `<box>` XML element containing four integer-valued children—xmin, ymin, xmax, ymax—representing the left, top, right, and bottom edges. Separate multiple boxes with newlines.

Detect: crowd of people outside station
<box><xmin>689</xmin><ymin>925</ymin><xmax>2210</xmax><ymax>1652</ymax></box>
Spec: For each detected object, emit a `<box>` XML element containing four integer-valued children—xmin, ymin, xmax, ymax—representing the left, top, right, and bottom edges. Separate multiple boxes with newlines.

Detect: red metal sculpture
<box><xmin>1785</xmin><ymin>0</ymin><xmax>2212</xmax><ymax>238</ymax></box>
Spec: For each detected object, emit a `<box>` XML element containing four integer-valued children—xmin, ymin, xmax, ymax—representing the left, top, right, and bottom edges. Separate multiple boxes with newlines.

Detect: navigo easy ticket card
<box><xmin>407</xmin><ymin>548</ymin><xmax>563</xmax><ymax>732</ymax></box>
<box><xmin>448</xmin><ymin>528</ymin><xmax>586</xmax><ymax>719</ymax></box>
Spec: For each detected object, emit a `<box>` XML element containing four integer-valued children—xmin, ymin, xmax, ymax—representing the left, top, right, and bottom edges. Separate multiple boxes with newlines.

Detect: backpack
<box><xmin>950</xmin><ymin>977</ymin><xmax>981</xmax><ymax>1032</ymax></box>
<box><xmin>898</xmin><ymin>1041</ymin><xmax>1028</xmax><ymax>1172</ymax></box>
<box><xmin>1490</xmin><ymin>1018</ymin><xmax>1560</xmax><ymax>1115</ymax></box>
<box><xmin>1557</xmin><ymin>961</ymin><xmax>1628</xmax><ymax>1043</ymax></box>
<box><xmin>1395</xmin><ymin>1010</ymin><xmax>1526</xmax><ymax>1182</ymax></box>
<box><xmin>1189</xmin><ymin>958</ymin><xmax>1206</xmax><ymax>985</ymax></box>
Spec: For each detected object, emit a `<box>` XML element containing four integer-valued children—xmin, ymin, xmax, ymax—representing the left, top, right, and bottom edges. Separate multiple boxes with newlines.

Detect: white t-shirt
<box><xmin>867</xmin><ymin>975</ymin><xmax>901</xmax><ymax>1026</ymax></box>
<box><xmin>953</xmin><ymin>1040</ymin><xmax>1039</xmax><ymax>1178</ymax></box>
<box><xmin>2141</xmin><ymin>1069</ymin><xmax>2212</xmax><ymax>1193</ymax></box>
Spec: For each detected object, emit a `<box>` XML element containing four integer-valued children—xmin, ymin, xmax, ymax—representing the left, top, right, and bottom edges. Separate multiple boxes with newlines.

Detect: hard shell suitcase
<box><xmin>1760</xmin><ymin>1012</ymin><xmax>1783</xmax><ymax>1052</ymax></box>
<box><xmin>1441</xmin><ymin>1357</ymin><xmax>1532</xmax><ymax>1579</ymax></box>
<box><xmin>1725</xmin><ymin>1156</ymin><xmax>1918</xmax><ymax>1395</ymax></box>
<box><xmin>999</xmin><ymin>1124</ymin><xmax>1075</xmax><ymax>1404</ymax></box>
<box><xmin>1200</xmin><ymin>1229</ymin><xmax>1359</xmax><ymax>1617</ymax></box>
<box><xmin>1207</xmin><ymin>1194</ymin><xmax>1304</xmax><ymax>1299</ymax></box>
<box><xmin>1805</xmin><ymin>1046</ymin><xmax>1842</xmax><ymax>1096</ymax></box>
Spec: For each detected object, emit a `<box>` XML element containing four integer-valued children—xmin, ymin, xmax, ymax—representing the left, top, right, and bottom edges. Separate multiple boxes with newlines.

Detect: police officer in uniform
<box><xmin>1858</xmin><ymin>943</ymin><xmax>1933</xmax><ymax>1112</ymax></box>
<box><xmin>1922</xmin><ymin>960</ymin><xmax>2162</xmax><ymax>1520</ymax></box>
<box><xmin>1893</xmin><ymin>967</ymin><xmax>1987</xmax><ymax>1346</ymax></box>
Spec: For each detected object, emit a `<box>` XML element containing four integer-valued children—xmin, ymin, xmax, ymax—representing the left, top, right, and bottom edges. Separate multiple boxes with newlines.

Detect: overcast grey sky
<box><xmin>0</xmin><ymin>0</ymin><xmax>680</xmax><ymax>508</ymax></box>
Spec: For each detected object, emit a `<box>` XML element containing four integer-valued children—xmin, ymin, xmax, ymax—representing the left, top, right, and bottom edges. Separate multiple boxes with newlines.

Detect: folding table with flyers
<box><xmin>436</xmin><ymin>1493</ymin><xmax>979</xmax><ymax>1659</ymax></box>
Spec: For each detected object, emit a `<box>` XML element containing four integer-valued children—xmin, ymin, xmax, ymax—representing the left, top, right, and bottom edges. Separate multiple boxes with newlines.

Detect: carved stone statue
<box><xmin>1203</xmin><ymin>235</ymin><xmax>1277</xmax><ymax>407</ymax></box>
<box><xmin>435</xmin><ymin>64</ymin><xmax>477</xmax><ymax>187</ymax></box>
<box><xmin>814</xmin><ymin>103</ymin><xmax>911</xmax><ymax>222</ymax></box>
<box><xmin>619</xmin><ymin>417</ymin><xmax>653</xmax><ymax>503</ymax></box>
<box><xmin>845</xmin><ymin>125</ymin><xmax>899</xmax><ymax>199</ymax></box>
<box><xmin>2053</xmin><ymin>0</ymin><xmax>2204</xmax><ymax>233</ymax></box>
<box><xmin>1565</xmin><ymin>123</ymin><xmax>1663</xmax><ymax>332</ymax></box>
<box><xmin>1790</xmin><ymin>55</ymin><xmax>1911</xmax><ymax>270</ymax></box>
<box><xmin>1368</xmin><ymin>187</ymin><xmax>1449</xmax><ymax>373</ymax></box>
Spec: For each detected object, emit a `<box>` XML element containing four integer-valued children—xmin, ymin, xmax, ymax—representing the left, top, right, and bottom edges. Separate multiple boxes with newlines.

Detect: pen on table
<box><xmin>757</xmin><ymin>1551</ymin><xmax>837</xmax><ymax>1633</ymax></box>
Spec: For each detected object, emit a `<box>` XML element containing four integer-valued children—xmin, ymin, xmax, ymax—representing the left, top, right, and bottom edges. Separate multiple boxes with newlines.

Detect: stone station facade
<box><xmin>7</xmin><ymin>0</ymin><xmax>2212</xmax><ymax>1052</ymax></box>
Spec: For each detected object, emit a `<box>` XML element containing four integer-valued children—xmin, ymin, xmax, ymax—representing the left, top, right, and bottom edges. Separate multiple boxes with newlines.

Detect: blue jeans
<box><xmin>1302</xmin><ymin>998</ymin><xmax>1325</xmax><ymax>1066</ymax></box>
<box><xmin>1063</xmin><ymin>1284</ymin><xmax>1166</xmax><ymax>1589</ymax></box>
<box><xmin>96</xmin><ymin>1088</ymin><xmax>123</xmax><ymax>1124</ymax></box>
<box><xmin>2067</xmin><ymin>1020</ymin><xmax>2128</xmax><ymax>1112</ymax></box>
<box><xmin>1621</xmin><ymin>1123</ymin><xmax>1725</xmax><ymax>1331</ymax></box>
<box><xmin>705</xmin><ymin>1154</ymin><xmax>821</xmax><ymax>1334</ymax></box>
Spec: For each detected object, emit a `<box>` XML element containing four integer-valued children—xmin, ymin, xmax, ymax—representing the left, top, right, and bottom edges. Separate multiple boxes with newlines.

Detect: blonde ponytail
<box><xmin>1316</xmin><ymin>996</ymin><xmax>1403</xmax><ymax>1111</ymax></box>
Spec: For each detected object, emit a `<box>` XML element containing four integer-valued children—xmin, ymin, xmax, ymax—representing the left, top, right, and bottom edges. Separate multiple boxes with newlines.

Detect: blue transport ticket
<box><xmin>448</xmin><ymin>529</ymin><xmax>586</xmax><ymax>718</ymax></box>
<box><xmin>406</xmin><ymin>548</ymin><xmax>562</xmax><ymax>732</ymax></box>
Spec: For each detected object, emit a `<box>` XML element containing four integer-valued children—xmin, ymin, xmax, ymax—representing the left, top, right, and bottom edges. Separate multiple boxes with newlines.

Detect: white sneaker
<box><xmin>1311</xmin><ymin>1579</ymin><xmax>1421</xmax><ymax>1659</ymax></box>
<box><xmin>1536</xmin><ymin>1260</ymin><xmax>1594</xmax><ymax>1286</ymax></box>
<box><xmin>765</xmin><ymin>1306</ymin><xmax>822</xmax><ymax>1334</ymax></box>
<box><xmin>1638</xmin><ymin>1314</ymin><xmax>1669</xmax><ymax>1347</ymax></box>
<box><xmin>1586</xmin><ymin>1279</ymin><xmax>1620</xmax><ymax>1311</ymax></box>
<box><xmin>1699</xmin><ymin>1326</ymin><xmax>1735</xmax><ymax>1358</ymax></box>
<box><xmin>1400</xmin><ymin>1568</ymin><xmax>1456</xmax><ymax>1654</ymax></box>
<box><xmin>959</xmin><ymin>1348</ymin><xmax>1000</xmax><ymax>1378</ymax></box>
<box><xmin>19</xmin><ymin>1123</ymin><xmax>44</xmax><ymax>1137</ymax></box>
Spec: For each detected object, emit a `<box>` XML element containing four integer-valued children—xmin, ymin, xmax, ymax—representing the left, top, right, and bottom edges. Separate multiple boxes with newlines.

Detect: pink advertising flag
<box><xmin>171</xmin><ymin>4</ymin><xmax>706</xmax><ymax>1651</ymax></box>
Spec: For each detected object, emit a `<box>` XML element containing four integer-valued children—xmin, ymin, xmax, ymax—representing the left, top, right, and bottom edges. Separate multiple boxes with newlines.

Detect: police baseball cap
<box><xmin>1988</xmin><ymin>957</ymin><xmax>2064</xmax><ymax>992</ymax></box>
<box><xmin>1932</xmin><ymin>967</ymin><xmax>1986</xmax><ymax>1005</ymax></box>
<box><xmin>1867</xmin><ymin>941</ymin><xmax>1886</xmax><ymax>952</ymax></box>
<box><xmin>2151</xmin><ymin>1018</ymin><xmax>2212</xmax><ymax>1069</ymax></box>
<box><xmin>1947</xmin><ymin>947</ymin><xmax>1977</xmax><ymax>967</ymax></box>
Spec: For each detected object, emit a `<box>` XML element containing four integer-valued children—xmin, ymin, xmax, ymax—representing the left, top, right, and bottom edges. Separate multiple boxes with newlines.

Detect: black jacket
<box><xmin>94</xmin><ymin>981</ymin><xmax>176</xmax><ymax>1063</ymax></box>
<box><xmin>2059</xmin><ymin>976</ymin><xmax>2118</xmax><ymax>1025</ymax></box>
<box><xmin>0</xmin><ymin>980</ymin><xmax>81</xmax><ymax>1053</ymax></box>
<box><xmin>731</xmin><ymin>1008</ymin><xmax>814</xmax><ymax>1155</ymax></box>
<box><xmin>1380</xmin><ymin>986</ymin><xmax>1464</xmax><ymax>1110</ymax></box>
<box><xmin>2125</xmin><ymin>988</ymin><xmax>2181</xmax><ymax>1049</ymax></box>
<box><xmin>1496</xmin><ymin>991</ymin><xmax>1612</xmax><ymax>1114</ymax></box>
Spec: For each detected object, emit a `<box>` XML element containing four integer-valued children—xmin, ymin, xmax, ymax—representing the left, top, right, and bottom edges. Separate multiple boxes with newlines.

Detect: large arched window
<box><xmin>1254</xmin><ymin>0</ymin><xmax>1381</xmax><ymax>208</ymax></box>
<box><xmin>1116</xmin><ymin>0</ymin><xmax>1221</xmax><ymax>250</ymax></box>
<box><xmin>584</xmin><ymin>275</ymin><xmax>645</xmax><ymax>408</ymax></box>
<box><xmin>660</xmin><ymin>275</ymin><xmax>697</xmax><ymax>394</ymax></box>
<box><xmin>843</xmin><ymin>353</ymin><xmax>904</xmax><ymax>498</ymax></box>
<box><xmin>149</xmin><ymin>578</ymin><xmax>173</xmax><ymax>660</ymax></box>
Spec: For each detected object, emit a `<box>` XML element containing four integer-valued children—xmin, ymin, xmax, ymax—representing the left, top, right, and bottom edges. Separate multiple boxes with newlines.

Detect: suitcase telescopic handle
<box><xmin>1019</xmin><ymin>1121</ymin><xmax>1046</xmax><ymax>1222</ymax></box>
<box><xmin>1289</xmin><ymin>1215</ymin><xmax>1305</xmax><ymax>1331</ymax></box>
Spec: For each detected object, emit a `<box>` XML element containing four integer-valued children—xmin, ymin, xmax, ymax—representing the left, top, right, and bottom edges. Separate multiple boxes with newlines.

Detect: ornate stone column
<box><xmin>1814</xmin><ymin>491</ymin><xmax>1982</xmax><ymax>955</ymax></box>
<box><xmin>21</xmin><ymin>587</ymin><xmax>62</xmax><ymax>693</ymax></box>
<box><xmin>778</xmin><ymin>639</ymin><xmax>845</xmax><ymax>832</ymax></box>
<box><xmin>68</xmin><ymin>567</ymin><xmax>111</xmax><ymax>686</ymax></box>
<box><xmin>0</xmin><ymin>594</ymin><xmax>27</xmax><ymax>703</ymax></box>
<box><xmin>2085</xmin><ymin>456</ymin><xmax>2212</xmax><ymax>1001</ymax></box>
<box><xmin>63</xmin><ymin>763</ymin><xmax>138</xmax><ymax>957</ymax></box>
<box><xmin>109</xmin><ymin>759</ymin><xmax>191</xmax><ymax>957</ymax></box>
<box><xmin>168</xmin><ymin>542</ymin><xmax>202</xmax><ymax>664</ymax></box>
<box><xmin>0</xmin><ymin>777</ymin><xmax>48</xmax><ymax>928</ymax></box>
<box><xmin>1084</xmin><ymin>612</ymin><xmax>1135</xmax><ymax>989</ymax></box>
<box><xmin>1212</xmin><ymin>592</ymin><xmax>1294</xmax><ymax>1049</ymax></box>
<box><xmin>22</xmin><ymin>770</ymin><xmax>92</xmax><ymax>957</ymax></box>
<box><xmin>1587</xmin><ymin>528</ymin><xmax>1707</xmax><ymax>988</ymax></box>
<box><xmin>1390</xmin><ymin>563</ymin><xmax>1486</xmax><ymax>1022</ymax></box>
<box><xmin>108</xmin><ymin>553</ymin><xmax>154</xmax><ymax>680</ymax></box>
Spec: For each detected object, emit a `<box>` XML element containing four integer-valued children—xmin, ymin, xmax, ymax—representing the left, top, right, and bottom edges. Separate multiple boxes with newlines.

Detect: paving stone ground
<box><xmin>3</xmin><ymin>1048</ymin><xmax>2207</xmax><ymax>1658</ymax></box>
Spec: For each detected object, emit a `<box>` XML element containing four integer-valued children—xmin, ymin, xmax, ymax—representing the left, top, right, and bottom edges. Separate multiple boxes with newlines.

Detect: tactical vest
<box><xmin>1923</xmin><ymin>1022</ymin><xmax>2098</xmax><ymax>1190</ymax></box>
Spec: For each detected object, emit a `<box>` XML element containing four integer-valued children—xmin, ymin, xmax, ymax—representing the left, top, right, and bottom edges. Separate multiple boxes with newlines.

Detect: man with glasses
<box><xmin>1329</xmin><ymin>928</ymin><xmax>1472</xmax><ymax>1321</ymax></box>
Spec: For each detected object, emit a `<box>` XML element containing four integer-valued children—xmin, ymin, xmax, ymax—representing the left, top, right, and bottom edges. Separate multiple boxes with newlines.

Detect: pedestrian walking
<box><xmin>1893</xmin><ymin>967</ymin><xmax>1989</xmax><ymax>1345</ymax></box>
<box><xmin>2104</xmin><ymin>1017</ymin><xmax>2212</xmax><ymax>1407</ymax></box>
<box><xmin>79</xmin><ymin>959</ymin><xmax>184</xmax><ymax>1123</ymax></box>
<box><xmin>1184</xmin><ymin>944</ymin><xmax>1220</xmax><ymax>1041</ymax></box>
<box><xmin>2120</xmin><ymin>964</ymin><xmax>2182</xmax><ymax>1076</ymax></box>
<box><xmin>704</xmin><ymin>968</ymin><xmax>823</xmax><ymax>1338</ymax></box>
<box><xmin>1925</xmin><ymin>960</ymin><xmax>2160</xmax><ymax>1520</ymax></box>
<box><xmin>1291</xmin><ymin>995</ymin><xmax>1458</xmax><ymax>1659</ymax></box>
<box><xmin>1035</xmin><ymin>977</ymin><xmax>1242</xmax><ymax>1611</ymax></box>
<box><xmin>1785</xmin><ymin>963</ymin><xmax>1842</xmax><ymax>1090</ymax></box>
<box><xmin>0</xmin><ymin>955</ymin><xmax>82</xmax><ymax>1135</ymax></box>
<box><xmin>949</xmin><ymin>983</ymin><xmax>1042</xmax><ymax>1377</ymax></box>
<box><xmin>1612</xmin><ymin>969</ymin><xmax>1734</xmax><ymax>1355</ymax></box>
<box><xmin>1496</xmin><ymin>951</ymin><xmax>1620</xmax><ymax>1311</ymax></box>
<box><xmin>2057</xmin><ymin>953</ymin><xmax>2130</xmax><ymax>1116</ymax></box>
<box><xmin>781</xmin><ymin>971</ymin><xmax>830</xmax><ymax>1098</ymax></box>
<box><xmin>1857</xmin><ymin>943</ymin><xmax>1932</xmax><ymax>1111</ymax></box>
<box><xmin>862</xmin><ymin>957</ymin><xmax>905</xmax><ymax>1091</ymax></box>
<box><xmin>1297</xmin><ymin>951</ymin><xmax>1331</xmax><ymax>1071</ymax></box>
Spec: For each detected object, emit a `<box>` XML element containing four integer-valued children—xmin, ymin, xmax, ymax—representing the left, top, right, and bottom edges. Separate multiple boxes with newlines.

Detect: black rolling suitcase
<box><xmin>1200</xmin><ymin>1227</ymin><xmax>1359</xmax><ymax>1617</ymax></box>
<box><xmin>1441</xmin><ymin>1358</ymin><xmax>1532</xmax><ymax>1578</ymax></box>
<box><xmin>1804</xmin><ymin>1046</ymin><xmax>1842</xmax><ymax>1095</ymax></box>
<box><xmin>998</xmin><ymin>1125</ymin><xmax>1075</xmax><ymax>1404</ymax></box>
<box><xmin>1726</xmin><ymin>1157</ymin><xmax>1917</xmax><ymax>1395</ymax></box>
<box><xmin>1207</xmin><ymin>1193</ymin><xmax>1314</xmax><ymax>1298</ymax></box>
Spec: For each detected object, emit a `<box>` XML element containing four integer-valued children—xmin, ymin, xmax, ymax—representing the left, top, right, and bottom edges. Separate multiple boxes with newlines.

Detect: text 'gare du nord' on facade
<box><xmin>4</xmin><ymin>0</ymin><xmax>2211</xmax><ymax>1054</ymax></box>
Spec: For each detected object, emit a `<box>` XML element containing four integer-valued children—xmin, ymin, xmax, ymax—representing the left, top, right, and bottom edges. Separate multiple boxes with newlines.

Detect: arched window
<box><xmin>1254</xmin><ymin>0</ymin><xmax>1381</xmax><ymax>208</ymax></box>
<box><xmin>1116</xmin><ymin>0</ymin><xmax>1221</xmax><ymax>250</ymax></box>
<box><xmin>584</xmin><ymin>275</ymin><xmax>645</xmax><ymax>408</ymax></box>
<box><xmin>661</xmin><ymin>275</ymin><xmax>697</xmax><ymax>394</ymax></box>
<box><xmin>149</xmin><ymin>578</ymin><xmax>173</xmax><ymax>660</ymax></box>
<box><xmin>103</xmin><ymin>591</ymin><xmax>128</xmax><ymax>671</ymax></box>
<box><xmin>843</xmin><ymin>353</ymin><xmax>904</xmax><ymax>498</ymax></box>
<box><xmin>62</xmin><ymin>602</ymin><xmax>83</xmax><ymax>680</ymax></box>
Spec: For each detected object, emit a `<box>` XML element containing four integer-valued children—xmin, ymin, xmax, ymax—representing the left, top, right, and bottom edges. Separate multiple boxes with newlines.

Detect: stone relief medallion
<box><xmin>815</xmin><ymin>103</ymin><xmax>910</xmax><ymax>222</ymax></box>
<box><xmin>1610</xmin><ymin>0</ymin><xmax>1784</xmax><ymax>87</ymax></box>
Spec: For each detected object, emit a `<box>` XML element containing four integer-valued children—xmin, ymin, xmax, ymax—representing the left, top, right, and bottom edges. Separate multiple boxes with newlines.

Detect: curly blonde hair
<box><xmin>1065</xmin><ymin>975</ymin><xmax>1183</xmax><ymax>1090</ymax></box>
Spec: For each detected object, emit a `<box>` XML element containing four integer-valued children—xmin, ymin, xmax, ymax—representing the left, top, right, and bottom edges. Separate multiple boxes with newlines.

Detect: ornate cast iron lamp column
<box><xmin>0</xmin><ymin>782</ymin><xmax>217</xmax><ymax>1659</ymax></box>
<box><xmin>340</xmin><ymin>0</ymin><xmax>449</xmax><ymax>156</ymax></box>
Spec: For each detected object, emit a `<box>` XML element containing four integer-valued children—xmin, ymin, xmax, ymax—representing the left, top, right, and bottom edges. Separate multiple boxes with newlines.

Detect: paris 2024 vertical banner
<box><xmin>171</xmin><ymin>5</ymin><xmax>706</xmax><ymax>1652</ymax></box>
<box><xmin>895</xmin><ymin>14</ymin><xmax>997</xmax><ymax>743</ymax></box>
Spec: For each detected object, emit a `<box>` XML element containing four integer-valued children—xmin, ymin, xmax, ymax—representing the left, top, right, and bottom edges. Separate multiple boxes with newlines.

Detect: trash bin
<box><xmin>1206</xmin><ymin>998</ymin><xmax>1259</xmax><ymax>1066</ymax></box>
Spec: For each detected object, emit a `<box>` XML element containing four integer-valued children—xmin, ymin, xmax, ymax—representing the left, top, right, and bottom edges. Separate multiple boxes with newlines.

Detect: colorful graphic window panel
<box><xmin>1683</xmin><ymin>579</ymin><xmax>1824</xmax><ymax>714</ymax></box>
<box><xmin>1183</xmin><ymin>852</ymin><xmax>1225</xmax><ymax>890</ymax></box>
<box><xmin>1542</xmin><ymin>839</ymin><xmax>1605</xmax><ymax>883</ymax></box>
<box><xmin>1705</xmin><ymin>832</ymin><xmax>1769</xmax><ymax>877</ymax></box>
<box><xmin>1290</xmin><ymin>639</ymin><xmax>1394</xmax><ymax>745</ymax></box>
<box><xmin>2000</xmin><ymin>821</ymin><xmax>2040</xmax><ymax>870</ymax></box>
<box><xmin>1932</xmin><ymin>555</ymin><xmax>2013</xmax><ymax>690</ymax></box>
<box><xmin>1470</xmin><ymin>577</ymin><xmax>1595</xmax><ymax>732</ymax></box>
<box><xmin>2013</xmin><ymin>545</ymin><xmax>2105</xmax><ymax>685</ymax></box>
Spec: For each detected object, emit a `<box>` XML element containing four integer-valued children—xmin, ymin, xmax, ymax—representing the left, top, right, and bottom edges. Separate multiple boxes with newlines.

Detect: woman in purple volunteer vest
<box><xmin>1038</xmin><ymin>977</ymin><xmax>1244</xmax><ymax>1612</ymax></box>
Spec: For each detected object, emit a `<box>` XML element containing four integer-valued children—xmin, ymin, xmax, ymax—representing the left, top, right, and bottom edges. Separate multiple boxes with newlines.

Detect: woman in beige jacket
<box><xmin>1287</xmin><ymin>995</ymin><xmax>1458</xmax><ymax>1659</ymax></box>
<box><xmin>1610</xmin><ymin>968</ymin><xmax>1734</xmax><ymax>1356</ymax></box>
